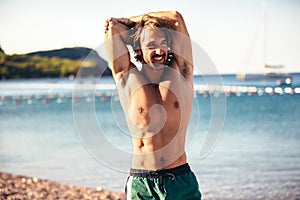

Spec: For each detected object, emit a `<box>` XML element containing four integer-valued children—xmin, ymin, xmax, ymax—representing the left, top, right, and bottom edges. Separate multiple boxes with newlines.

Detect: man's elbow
<box><xmin>169</xmin><ymin>11</ymin><xmax>185</xmax><ymax>29</ymax></box>
<box><xmin>171</xmin><ymin>11</ymin><xmax>184</xmax><ymax>21</ymax></box>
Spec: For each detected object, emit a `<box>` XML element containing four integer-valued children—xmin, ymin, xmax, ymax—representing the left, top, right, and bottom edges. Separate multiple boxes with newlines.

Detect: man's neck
<box><xmin>142</xmin><ymin>64</ymin><xmax>165</xmax><ymax>84</ymax></box>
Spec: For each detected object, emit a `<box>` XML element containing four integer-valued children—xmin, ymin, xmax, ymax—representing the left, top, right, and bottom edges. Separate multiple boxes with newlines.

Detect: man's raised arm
<box><xmin>130</xmin><ymin>11</ymin><xmax>188</xmax><ymax>33</ymax></box>
<box><xmin>156</xmin><ymin>11</ymin><xmax>193</xmax><ymax>81</ymax></box>
<box><xmin>104</xmin><ymin>18</ymin><xmax>134</xmax><ymax>79</ymax></box>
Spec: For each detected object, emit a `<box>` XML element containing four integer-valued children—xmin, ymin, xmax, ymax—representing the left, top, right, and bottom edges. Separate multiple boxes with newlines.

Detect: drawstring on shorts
<box><xmin>156</xmin><ymin>172</ymin><xmax>175</xmax><ymax>193</ymax></box>
<box><xmin>129</xmin><ymin>163</ymin><xmax>191</xmax><ymax>193</ymax></box>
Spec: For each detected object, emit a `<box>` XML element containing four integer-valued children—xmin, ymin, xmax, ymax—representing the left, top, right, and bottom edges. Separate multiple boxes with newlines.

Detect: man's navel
<box><xmin>174</xmin><ymin>101</ymin><xmax>179</xmax><ymax>109</ymax></box>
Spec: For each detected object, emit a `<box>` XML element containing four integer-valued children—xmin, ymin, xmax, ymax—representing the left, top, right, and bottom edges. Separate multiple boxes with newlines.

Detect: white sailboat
<box><xmin>237</xmin><ymin>0</ymin><xmax>292</xmax><ymax>86</ymax></box>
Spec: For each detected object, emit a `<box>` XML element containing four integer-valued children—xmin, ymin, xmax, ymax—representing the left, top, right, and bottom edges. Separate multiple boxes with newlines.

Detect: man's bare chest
<box><xmin>126</xmin><ymin>83</ymin><xmax>182</xmax><ymax>130</ymax></box>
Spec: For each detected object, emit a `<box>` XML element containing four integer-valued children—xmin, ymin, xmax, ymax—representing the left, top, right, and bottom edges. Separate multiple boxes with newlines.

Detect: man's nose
<box><xmin>155</xmin><ymin>48</ymin><xmax>163</xmax><ymax>55</ymax></box>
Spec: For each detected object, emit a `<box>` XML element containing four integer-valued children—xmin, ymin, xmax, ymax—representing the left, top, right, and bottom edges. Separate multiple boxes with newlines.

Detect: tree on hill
<box><xmin>0</xmin><ymin>46</ymin><xmax>5</xmax><ymax>54</ymax></box>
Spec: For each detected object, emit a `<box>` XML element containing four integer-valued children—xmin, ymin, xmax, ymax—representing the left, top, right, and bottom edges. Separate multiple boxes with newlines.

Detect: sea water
<box><xmin>0</xmin><ymin>75</ymin><xmax>300</xmax><ymax>199</ymax></box>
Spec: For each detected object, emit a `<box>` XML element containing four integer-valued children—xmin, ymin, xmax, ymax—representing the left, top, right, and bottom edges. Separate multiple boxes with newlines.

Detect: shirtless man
<box><xmin>104</xmin><ymin>11</ymin><xmax>201</xmax><ymax>199</ymax></box>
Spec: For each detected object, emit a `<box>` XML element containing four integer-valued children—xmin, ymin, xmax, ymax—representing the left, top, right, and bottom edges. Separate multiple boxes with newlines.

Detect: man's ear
<box><xmin>134</xmin><ymin>48</ymin><xmax>143</xmax><ymax>63</ymax></box>
<box><xmin>135</xmin><ymin>48</ymin><xmax>142</xmax><ymax>56</ymax></box>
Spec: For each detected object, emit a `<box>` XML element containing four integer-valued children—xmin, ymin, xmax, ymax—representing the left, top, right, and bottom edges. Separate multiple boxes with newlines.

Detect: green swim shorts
<box><xmin>125</xmin><ymin>163</ymin><xmax>202</xmax><ymax>200</ymax></box>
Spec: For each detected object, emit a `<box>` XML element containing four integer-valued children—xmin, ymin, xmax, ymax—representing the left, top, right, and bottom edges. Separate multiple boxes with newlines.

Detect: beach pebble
<box><xmin>96</xmin><ymin>186</ymin><xmax>103</xmax><ymax>191</ymax></box>
<box><xmin>0</xmin><ymin>172</ymin><xmax>125</xmax><ymax>200</ymax></box>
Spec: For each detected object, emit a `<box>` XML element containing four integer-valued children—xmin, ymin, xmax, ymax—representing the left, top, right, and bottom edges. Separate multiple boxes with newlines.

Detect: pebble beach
<box><xmin>0</xmin><ymin>172</ymin><xmax>125</xmax><ymax>200</ymax></box>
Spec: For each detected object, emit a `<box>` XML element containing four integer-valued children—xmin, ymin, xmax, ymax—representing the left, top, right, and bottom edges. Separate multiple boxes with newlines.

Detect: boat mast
<box><xmin>237</xmin><ymin>0</ymin><xmax>266</xmax><ymax>81</ymax></box>
<box><xmin>262</xmin><ymin>0</ymin><xmax>268</xmax><ymax>71</ymax></box>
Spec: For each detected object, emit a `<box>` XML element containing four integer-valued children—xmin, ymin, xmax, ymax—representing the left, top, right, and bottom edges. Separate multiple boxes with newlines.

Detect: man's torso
<box><xmin>116</xmin><ymin>64</ymin><xmax>194</xmax><ymax>170</ymax></box>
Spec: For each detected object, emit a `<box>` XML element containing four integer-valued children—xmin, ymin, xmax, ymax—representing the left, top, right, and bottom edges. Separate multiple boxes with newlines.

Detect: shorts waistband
<box><xmin>130</xmin><ymin>163</ymin><xmax>191</xmax><ymax>178</ymax></box>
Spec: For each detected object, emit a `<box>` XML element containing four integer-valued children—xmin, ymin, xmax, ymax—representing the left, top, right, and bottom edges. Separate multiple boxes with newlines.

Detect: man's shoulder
<box><xmin>115</xmin><ymin>65</ymin><xmax>142</xmax><ymax>88</ymax></box>
<box><xmin>114</xmin><ymin>63</ymin><xmax>137</xmax><ymax>80</ymax></box>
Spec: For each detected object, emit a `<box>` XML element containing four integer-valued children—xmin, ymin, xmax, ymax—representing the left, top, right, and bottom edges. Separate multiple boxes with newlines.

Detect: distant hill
<box><xmin>27</xmin><ymin>47</ymin><xmax>94</xmax><ymax>60</ymax></box>
<box><xmin>27</xmin><ymin>47</ymin><xmax>112</xmax><ymax>77</ymax></box>
<box><xmin>0</xmin><ymin>47</ymin><xmax>112</xmax><ymax>79</ymax></box>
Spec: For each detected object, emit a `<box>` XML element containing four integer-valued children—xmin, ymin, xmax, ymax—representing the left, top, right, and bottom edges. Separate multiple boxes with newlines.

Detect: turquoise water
<box><xmin>0</xmin><ymin>75</ymin><xmax>300</xmax><ymax>199</ymax></box>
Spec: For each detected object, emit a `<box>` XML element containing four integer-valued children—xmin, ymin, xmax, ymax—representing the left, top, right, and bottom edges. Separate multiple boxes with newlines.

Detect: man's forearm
<box><xmin>129</xmin><ymin>11</ymin><xmax>179</xmax><ymax>25</ymax></box>
<box><xmin>129</xmin><ymin>11</ymin><xmax>188</xmax><ymax>35</ymax></box>
<box><xmin>105</xmin><ymin>18</ymin><xmax>133</xmax><ymax>45</ymax></box>
<box><xmin>115</xmin><ymin>17</ymin><xmax>136</xmax><ymax>29</ymax></box>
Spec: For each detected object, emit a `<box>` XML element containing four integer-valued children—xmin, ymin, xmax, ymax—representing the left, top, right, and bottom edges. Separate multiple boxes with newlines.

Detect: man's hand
<box><xmin>104</xmin><ymin>17</ymin><xmax>135</xmax><ymax>34</ymax></box>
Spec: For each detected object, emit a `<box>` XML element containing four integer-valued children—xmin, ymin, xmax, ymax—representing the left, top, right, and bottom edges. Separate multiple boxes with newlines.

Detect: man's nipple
<box><xmin>138</xmin><ymin>107</ymin><xmax>145</xmax><ymax>116</ymax></box>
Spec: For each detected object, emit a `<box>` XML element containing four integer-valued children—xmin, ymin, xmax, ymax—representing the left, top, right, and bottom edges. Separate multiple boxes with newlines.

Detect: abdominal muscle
<box><xmin>130</xmin><ymin>130</ymin><xmax>188</xmax><ymax>170</ymax></box>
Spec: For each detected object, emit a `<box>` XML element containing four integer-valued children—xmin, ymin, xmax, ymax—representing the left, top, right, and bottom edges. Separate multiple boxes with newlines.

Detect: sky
<box><xmin>0</xmin><ymin>0</ymin><xmax>299</xmax><ymax>74</ymax></box>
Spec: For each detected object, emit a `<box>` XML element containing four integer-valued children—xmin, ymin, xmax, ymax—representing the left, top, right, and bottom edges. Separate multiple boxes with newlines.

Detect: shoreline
<box><xmin>0</xmin><ymin>172</ymin><xmax>125</xmax><ymax>200</ymax></box>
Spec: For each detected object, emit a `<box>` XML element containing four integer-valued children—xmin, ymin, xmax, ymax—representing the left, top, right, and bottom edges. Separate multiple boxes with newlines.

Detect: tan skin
<box><xmin>104</xmin><ymin>11</ymin><xmax>194</xmax><ymax>170</ymax></box>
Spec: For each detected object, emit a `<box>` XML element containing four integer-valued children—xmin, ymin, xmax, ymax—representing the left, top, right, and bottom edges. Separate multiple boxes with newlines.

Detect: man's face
<box><xmin>140</xmin><ymin>27</ymin><xmax>169</xmax><ymax>70</ymax></box>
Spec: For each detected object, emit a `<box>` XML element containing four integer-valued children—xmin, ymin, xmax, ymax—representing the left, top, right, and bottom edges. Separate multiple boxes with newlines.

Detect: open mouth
<box><xmin>152</xmin><ymin>54</ymin><xmax>166</xmax><ymax>63</ymax></box>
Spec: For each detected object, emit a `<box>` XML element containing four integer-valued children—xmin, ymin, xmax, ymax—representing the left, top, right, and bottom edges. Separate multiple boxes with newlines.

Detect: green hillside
<box><xmin>0</xmin><ymin>47</ymin><xmax>112</xmax><ymax>79</ymax></box>
<box><xmin>27</xmin><ymin>47</ymin><xmax>93</xmax><ymax>60</ymax></box>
